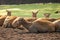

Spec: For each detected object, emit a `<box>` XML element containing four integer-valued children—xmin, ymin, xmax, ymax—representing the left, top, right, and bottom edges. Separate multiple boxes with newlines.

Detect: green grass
<box><xmin>0</xmin><ymin>3</ymin><xmax>60</xmax><ymax>18</ymax></box>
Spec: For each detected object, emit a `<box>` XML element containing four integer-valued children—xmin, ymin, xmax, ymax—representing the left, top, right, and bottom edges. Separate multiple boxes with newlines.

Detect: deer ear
<box><xmin>36</xmin><ymin>9</ymin><xmax>39</xmax><ymax>13</ymax></box>
<box><xmin>32</xmin><ymin>11</ymin><xmax>34</xmax><ymax>14</ymax></box>
<box><xmin>36</xmin><ymin>10</ymin><xmax>38</xmax><ymax>13</ymax></box>
<box><xmin>36</xmin><ymin>11</ymin><xmax>38</xmax><ymax>14</ymax></box>
<box><xmin>32</xmin><ymin>9</ymin><xmax>39</xmax><ymax>14</ymax></box>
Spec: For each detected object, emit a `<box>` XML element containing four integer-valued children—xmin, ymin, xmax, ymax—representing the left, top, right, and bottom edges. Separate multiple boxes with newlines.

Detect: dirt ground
<box><xmin>0</xmin><ymin>27</ymin><xmax>60</xmax><ymax>40</ymax></box>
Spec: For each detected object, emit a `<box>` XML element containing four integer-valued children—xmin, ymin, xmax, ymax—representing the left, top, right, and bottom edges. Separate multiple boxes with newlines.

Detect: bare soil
<box><xmin>0</xmin><ymin>27</ymin><xmax>60</xmax><ymax>40</ymax></box>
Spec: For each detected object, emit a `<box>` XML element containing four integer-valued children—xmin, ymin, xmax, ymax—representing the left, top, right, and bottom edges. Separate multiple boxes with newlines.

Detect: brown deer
<box><xmin>12</xmin><ymin>17</ymin><xmax>37</xmax><ymax>30</ymax></box>
<box><xmin>2</xmin><ymin>16</ymin><xmax>17</xmax><ymax>28</ymax></box>
<box><xmin>39</xmin><ymin>18</ymin><xmax>57</xmax><ymax>22</ymax></box>
<box><xmin>12</xmin><ymin>17</ymin><xmax>24</xmax><ymax>29</ymax></box>
<box><xmin>24</xmin><ymin>17</ymin><xmax>37</xmax><ymax>23</ymax></box>
<box><xmin>53</xmin><ymin>19</ymin><xmax>60</xmax><ymax>32</ymax></box>
<box><xmin>17</xmin><ymin>18</ymin><xmax>55</xmax><ymax>33</ymax></box>
<box><xmin>43</xmin><ymin>13</ymin><xmax>57</xmax><ymax>22</ymax></box>
<box><xmin>0</xmin><ymin>15</ymin><xmax>7</xmax><ymax>26</ymax></box>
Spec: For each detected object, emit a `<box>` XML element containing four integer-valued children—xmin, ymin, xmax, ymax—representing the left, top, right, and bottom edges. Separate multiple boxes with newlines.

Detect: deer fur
<box><xmin>2</xmin><ymin>16</ymin><xmax>17</xmax><ymax>28</ymax></box>
<box><xmin>0</xmin><ymin>15</ymin><xmax>7</xmax><ymax>26</ymax></box>
<box><xmin>18</xmin><ymin>18</ymin><xmax>55</xmax><ymax>33</ymax></box>
<box><xmin>53</xmin><ymin>19</ymin><xmax>60</xmax><ymax>32</ymax></box>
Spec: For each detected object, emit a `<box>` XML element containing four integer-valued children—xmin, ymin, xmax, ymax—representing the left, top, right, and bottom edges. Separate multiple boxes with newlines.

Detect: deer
<box><xmin>2</xmin><ymin>16</ymin><xmax>17</xmax><ymax>28</ymax></box>
<box><xmin>15</xmin><ymin>18</ymin><xmax>55</xmax><ymax>33</ymax></box>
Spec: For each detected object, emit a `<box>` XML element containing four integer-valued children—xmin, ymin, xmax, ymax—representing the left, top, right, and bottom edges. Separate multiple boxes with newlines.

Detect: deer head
<box><xmin>44</xmin><ymin>13</ymin><xmax>51</xmax><ymax>18</ymax></box>
<box><xmin>32</xmin><ymin>10</ymin><xmax>39</xmax><ymax>18</ymax></box>
<box><xmin>6</xmin><ymin>10</ymin><xmax>11</xmax><ymax>16</ymax></box>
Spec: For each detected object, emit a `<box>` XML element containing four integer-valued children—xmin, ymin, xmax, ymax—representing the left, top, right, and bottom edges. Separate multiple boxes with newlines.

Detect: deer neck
<box><xmin>22</xmin><ymin>21</ymin><xmax>32</xmax><ymax>29</ymax></box>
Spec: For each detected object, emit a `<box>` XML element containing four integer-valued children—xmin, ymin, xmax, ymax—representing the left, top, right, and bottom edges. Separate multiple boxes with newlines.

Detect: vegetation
<box><xmin>0</xmin><ymin>3</ymin><xmax>60</xmax><ymax>18</ymax></box>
